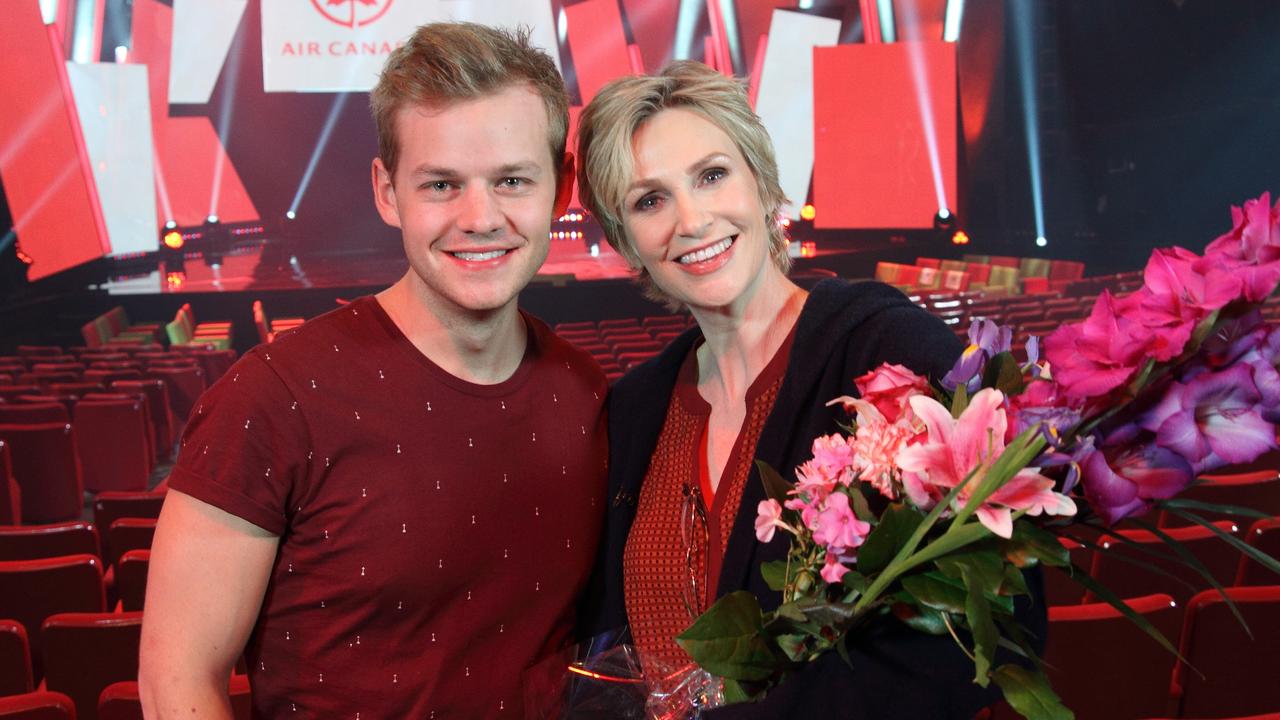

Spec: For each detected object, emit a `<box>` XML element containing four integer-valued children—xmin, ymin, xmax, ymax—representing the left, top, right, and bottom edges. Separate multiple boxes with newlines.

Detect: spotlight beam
<box><xmin>1012</xmin><ymin>1</ymin><xmax>1046</xmax><ymax>245</ymax></box>
<box><xmin>288</xmin><ymin>92</ymin><xmax>352</xmax><ymax>216</ymax></box>
<box><xmin>209</xmin><ymin>21</ymin><xmax>247</xmax><ymax>219</ymax></box>
<box><xmin>900</xmin><ymin>0</ymin><xmax>951</xmax><ymax>220</ymax></box>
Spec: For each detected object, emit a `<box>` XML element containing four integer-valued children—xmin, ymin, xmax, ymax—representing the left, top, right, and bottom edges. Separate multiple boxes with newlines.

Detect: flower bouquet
<box><xmin>672</xmin><ymin>193</ymin><xmax>1280</xmax><ymax>719</ymax></box>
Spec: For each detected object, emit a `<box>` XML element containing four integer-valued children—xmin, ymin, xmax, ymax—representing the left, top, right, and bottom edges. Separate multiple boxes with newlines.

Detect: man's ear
<box><xmin>371</xmin><ymin>157</ymin><xmax>402</xmax><ymax>229</ymax></box>
<box><xmin>552</xmin><ymin>152</ymin><xmax>575</xmax><ymax>219</ymax></box>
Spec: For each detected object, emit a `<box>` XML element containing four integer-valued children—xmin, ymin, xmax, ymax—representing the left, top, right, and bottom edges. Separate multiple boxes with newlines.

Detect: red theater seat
<box><xmin>1088</xmin><ymin>521</ymin><xmax>1242</xmax><ymax>606</ymax></box>
<box><xmin>0</xmin><ymin>619</ymin><xmax>33</xmax><ymax>696</ymax></box>
<box><xmin>1045</xmin><ymin>594</ymin><xmax>1181</xmax><ymax>720</ymax></box>
<box><xmin>0</xmin><ymin>691</ymin><xmax>77</xmax><ymax>720</ymax></box>
<box><xmin>0</xmin><ymin>423</ymin><xmax>83</xmax><ymax>524</ymax></box>
<box><xmin>105</xmin><ymin>519</ymin><xmax>156</xmax><ymax>569</ymax></box>
<box><xmin>110</xmin><ymin>380</ymin><xmax>172</xmax><ymax>462</ymax></box>
<box><xmin>1236</xmin><ymin>517</ymin><xmax>1280</xmax><ymax>586</ymax></box>
<box><xmin>0</xmin><ymin>522</ymin><xmax>100</xmax><ymax>562</ymax></box>
<box><xmin>0</xmin><ymin>403</ymin><xmax>69</xmax><ymax>425</ymax></box>
<box><xmin>0</xmin><ymin>554</ymin><xmax>105</xmax><ymax>680</ymax></box>
<box><xmin>1159</xmin><ymin>469</ymin><xmax>1280</xmax><ymax>527</ymax></box>
<box><xmin>73</xmin><ymin>398</ymin><xmax>151</xmax><ymax>493</ymax></box>
<box><xmin>144</xmin><ymin>366</ymin><xmax>205</xmax><ymax>430</ymax></box>
<box><xmin>41</xmin><ymin>612</ymin><xmax>143</xmax><ymax>720</ymax></box>
<box><xmin>1172</xmin><ymin>586</ymin><xmax>1280</xmax><ymax>718</ymax></box>
<box><xmin>114</xmin><ymin>550</ymin><xmax>149</xmax><ymax>612</ymax></box>
<box><xmin>97</xmin><ymin>675</ymin><xmax>251</xmax><ymax>720</ymax></box>
<box><xmin>17</xmin><ymin>347</ymin><xmax>64</xmax><ymax>359</ymax></box>
<box><xmin>0</xmin><ymin>440</ymin><xmax>19</xmax><ymax>524</ymax></box>
<box><xmin>0</xmin><ymin>386</ymin><xmax>44</xmax><ymax>403</ymax></box>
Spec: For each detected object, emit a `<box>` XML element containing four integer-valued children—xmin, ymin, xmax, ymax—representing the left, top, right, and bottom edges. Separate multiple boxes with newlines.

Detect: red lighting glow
<box><xmin>565</xmin><ymin>664</ymin><xmax>645</xmax><ymax>684</ymax></box>
<box><xmin>800</xmin><ymin>241</ymin><xmax>817</xmax><ymax>258</ymax></box>
<box><xmin>163</xmin><ymin>230</ymin><xmax>185</xmax><ymax>249</ymax></box>
<box><xmin>952</xmin><ymin>230</ymin><xmax>970</xmax><ymax>245</ymax></box>
<box><xmin>800</xmin><ymin>204</ymin><xmax>816</xmax><ymax>221</ymax></box>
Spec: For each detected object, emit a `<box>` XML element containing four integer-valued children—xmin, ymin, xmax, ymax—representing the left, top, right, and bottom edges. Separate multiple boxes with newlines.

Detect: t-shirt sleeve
<box><xmin>166</xmin><ymin>351</ymin><xmax>311</xmax><ymax>535</ymax></box>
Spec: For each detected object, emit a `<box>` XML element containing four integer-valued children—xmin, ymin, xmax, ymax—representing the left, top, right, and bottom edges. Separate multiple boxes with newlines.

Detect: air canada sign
<box><xmin>261</xmin><ymin>0</ymin><xmax>413</xmax><ymax>93</ymax></box>
<box><xmin>260</xmin><ymin>0</ymin><xmax>562</xmax><ymax>93</ymax></box>
<box><xmin>309</xmin><ymin>0</ymin><xmax>394</xmax><ymax>28</ymax></box>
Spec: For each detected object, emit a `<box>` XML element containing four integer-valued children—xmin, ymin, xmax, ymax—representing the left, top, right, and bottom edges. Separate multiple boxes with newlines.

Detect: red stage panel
<box><xmin>0</xmin><ymin>1</ymin><xmax>108</xmax><ymax>280</ymax></box>
<box><xmin>154</xmin><ymin>116</ymin><xmax>259</xmax><ymax>226</ymax></box>
<box><xmin>812</xmin><ymin>42</ymin><xmax>957</xmax><ymax>229</ymax></box>
<box><xmin>565</xmin><ymin>0</ymin><xmax>634</xmax><ymax>104</ymax></box>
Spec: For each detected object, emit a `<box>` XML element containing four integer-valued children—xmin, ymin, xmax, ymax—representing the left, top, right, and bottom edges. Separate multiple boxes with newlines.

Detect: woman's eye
<box><xmin>634</xmin><ymin>194</ymin><xmax>660</xmax><ymax>211</ymax></box>
<box><xmin>701</xmin><ymin>168</ymin><xmax>726</xmax><ymax>185</ymax></box>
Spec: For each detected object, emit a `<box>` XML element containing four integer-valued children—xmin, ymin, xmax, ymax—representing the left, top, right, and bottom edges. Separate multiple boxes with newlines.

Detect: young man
<box><xmin>139</xmin><ymin>23</ymin><xmax>607</xmax><ymax>718</ymax></box>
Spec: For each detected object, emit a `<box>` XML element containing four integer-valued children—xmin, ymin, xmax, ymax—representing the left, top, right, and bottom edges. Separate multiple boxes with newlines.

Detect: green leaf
<box><xmin>962</xmin><ymin>567</ymin><xmax>998</xmax><ymax>685</ymax></box>
<box><xmin>937</xmin><ymin>552</ymin><xmax>1005</xmax><ymax>595</ymax></box>
<box><xmin>774</xmin><ymin>633</ymin><xmax>810</xmax><ymax>663</ymax></box>
<box><xmin>1002</xmin><ymin>523</ymin><xmax>1071</xmax><ymax>568</ymax></box>
<box><xmin>755</xmin><ymin>460</ymin><xmax>793</xmax><ymax>504</ymax></box>
<box><xmin>760</xmin><ymin>560</ymin><xmax>789</xmax><ymax>592</ymax></box>
<box><xmin>895</xmin><ymin>603</ymin><xmax>951</xmax><ymax>635</ymax></box>
<box><xmin>951</xmin><ymin>381</ymin><xmax>970</xmax><ymax>418</ymax></box>
<box><xmin>721</xmin><ymin>678</ymin><xmax>756</xmax><ymax>703</ymax></box>
<box><xmin>793</xmin><ymin>599</ymin><xmax>861</xmax><ymax>634</ymax></box>
<box><xmin>841</xmin><ymin>570</ymin><xmax>869</xmax><ymax>594</ymax></box>
<box><xmin>991</xmin><ymin>664</ymin><xmax>1074</xmax><ymax>720</ymax></box>
<box><xmin>858</xmin><ymin>504</ymin><xmax>925</xmax><ymax>574</ymax></box>
<box><xmin>773</xmin><ymin>601</ymin><xmax>807</xmax><ymax>624</ymax></box>
<box><xmin>901</xmin><ymin>571</ymin><xmax>967</xmax><ymax>613</ymax></box>
<box><xmin>676</xmin><ymin>591</ymin><xmax>779</xmax><ymax>682</ymax></box>
<box><xmin>1000</xmin><ymin>563</ymin><xmax>1030</xmax><ymax>597</ymax></box>
<box><xmin>982</xmin><ymin>351</ymin><xmax>1027</xmax><ymax>396</ymax></box>
<box><xmin>1129</xmin><ymin>516</ymin><xmax>1251</xmax><ymax>636</ymax></box>
<box><xmin>849</xmin><ymin>485</ymin><xmax>876</xmax><ymax>523</ymax></box>
<box><xmin>1157</xmin><ymin>498</ymin><xmax>1270</xmax><ymax>523</ymax></box>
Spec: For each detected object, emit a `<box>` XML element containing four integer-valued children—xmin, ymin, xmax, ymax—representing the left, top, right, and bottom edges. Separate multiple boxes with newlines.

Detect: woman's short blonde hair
<box><xmin>370</xmin><ymin>22</ymin><xmax>569</xmax><ymax>179</ymax></box>
<box><xmin>576</xmin><ymin>61</ymin><xmax>791</xmax><ymax>304</ymax></box>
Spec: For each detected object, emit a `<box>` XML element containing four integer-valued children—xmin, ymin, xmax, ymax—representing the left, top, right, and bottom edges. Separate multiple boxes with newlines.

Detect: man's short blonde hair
<box><xmin>576</xmin><ymin>61</ymin><xmax>791</xmax><ymax>304</ymax></box>
<box><xmin>370</xmin><ymin>22</ymin><xmax>569</xmax><ymax>179</ymax></box>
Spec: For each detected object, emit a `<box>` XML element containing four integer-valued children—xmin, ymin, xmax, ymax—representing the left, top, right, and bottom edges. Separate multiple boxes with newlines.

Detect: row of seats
<box><xmin>0</xmin><ymin>677</ymin><xmax>251</xmax><ymax>720</ymax></box>
<box><xmin>0</xmin><ymin>490</ymin><xmax>171</xmax><ymax>720</ymax></box>
<box><xmin>555</xmin><ymin>315</ymin><xmax>694</xmax><ymax>379</ymax></box>
<box><xmin>80</xmin><ymin>308</ymin><xmax>161</xmax><ymax>349</ymax></box>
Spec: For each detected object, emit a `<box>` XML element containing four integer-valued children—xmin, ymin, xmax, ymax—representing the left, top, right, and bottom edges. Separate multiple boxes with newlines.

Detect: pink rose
<box><xmin>852</xmin><ymin>363</ymin><xmax>931</xmax><ymax>423</ymax></box>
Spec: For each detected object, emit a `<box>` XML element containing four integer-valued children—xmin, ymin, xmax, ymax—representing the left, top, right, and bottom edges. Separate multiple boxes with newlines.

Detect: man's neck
<box><xmin>376</xmin><ymin>273</ymin><xmax>527</xmax><ymax>385</ymax></box>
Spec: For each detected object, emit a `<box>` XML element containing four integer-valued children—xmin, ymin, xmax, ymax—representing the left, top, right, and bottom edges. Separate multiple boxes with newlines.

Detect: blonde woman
<box><xmin>577</xmin><ymin>61</ymin><xmax>1044</xmax><ymax>716</ymax></box>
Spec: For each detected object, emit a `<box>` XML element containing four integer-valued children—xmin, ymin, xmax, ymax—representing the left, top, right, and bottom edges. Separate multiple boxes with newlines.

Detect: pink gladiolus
<box><xmin>821</xmin><ymin>552</ymin><xmax>851</xmax><ymax>584</ymax></box>
<box><xmin>1204</xmin><ymin>192</ymin><xmax>1280</xmax><ymax>301</ymax></box>
<box><xmin>896</xmin><ymin>389</ymin><xmax>1075</xmax><ymax>538</ymax></box>
<box><xmin>1141</xmin><ymin>363</ymin><xmax>1278</xmax><ymax>472</ymax></box>
<box><xmin>1044</xmin><ymin>291</ymin><xmax>1155</xmax><ymax>400</ymax></box>
<box><xmin>811</xmin><ymin>492</ymin><xmax>871</xmax><ymax>552</ymax></box>
<box><xmin>1080</xmin><ymin>439</ymin><xmax>1194</xmax><ymax>525</ymax></box>
<box><xmin>850</xmin><ymin>363</ymin><xmax>932</xmax><ymax>423</ymax></box>
<box><xmin>755</xmin><ymin>499</ymin><xmax>787</xmax><ymax>543</ymax></box>
<box><xmin>1136</xmin><ymin>247</ymin><xmax>1241</xmax><ymax>360</ymax></box>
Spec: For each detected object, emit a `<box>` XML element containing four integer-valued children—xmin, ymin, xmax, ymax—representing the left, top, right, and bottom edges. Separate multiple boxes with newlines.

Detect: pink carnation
<box><xmin>849</xmin><ymin>415</ymin><xmax>917</xmax><ymax>499</ymax></box>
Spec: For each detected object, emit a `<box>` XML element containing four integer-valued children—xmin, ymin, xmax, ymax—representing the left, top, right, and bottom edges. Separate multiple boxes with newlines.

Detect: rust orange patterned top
<box><xmin>623</xmin><ymin>329</ymin><xmax>795</xmax><ymax>668</ymax></box>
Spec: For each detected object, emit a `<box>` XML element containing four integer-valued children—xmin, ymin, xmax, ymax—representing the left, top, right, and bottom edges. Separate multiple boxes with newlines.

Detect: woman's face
<box><xmin>621</xmin><ymin>108</ymin><xmax>774</xmax><ymax>312</ymax></box>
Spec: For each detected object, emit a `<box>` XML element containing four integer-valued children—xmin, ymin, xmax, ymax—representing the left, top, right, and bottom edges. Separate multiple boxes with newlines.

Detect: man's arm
<box><xmin>139</xmin><ymin>489</ymin><xmax>278</xmax><ymax>719</ymax></box>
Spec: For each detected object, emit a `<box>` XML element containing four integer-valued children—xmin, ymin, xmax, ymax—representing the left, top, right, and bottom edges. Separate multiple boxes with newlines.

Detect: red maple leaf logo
<box><xmin>312</xmin><ymin>0</ymin><xmax>392</xmax><ymax>27</ymax></box>
<box><xmin>327</xmin><ymin>0</ymin><xmax>379</xmax><ymax>6</ymax></box>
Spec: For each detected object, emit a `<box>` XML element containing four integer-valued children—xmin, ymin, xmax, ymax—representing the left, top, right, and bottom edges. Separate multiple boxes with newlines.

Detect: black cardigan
<box><xmin>584</xmin><ymin>279</ymin><xmax>1046</xmax><ymax>718</ymax></box>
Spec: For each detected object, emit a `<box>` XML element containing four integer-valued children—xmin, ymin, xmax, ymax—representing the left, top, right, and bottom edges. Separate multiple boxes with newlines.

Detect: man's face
<box><xmin>372</xmin><ymin>84</ymin><xmax>571</xmax><ymax>317</ymax></box>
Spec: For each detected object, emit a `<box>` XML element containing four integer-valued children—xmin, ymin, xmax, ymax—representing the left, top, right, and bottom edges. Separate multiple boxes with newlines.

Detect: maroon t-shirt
<box><xmin>168</xmin><ymin>296</ymin><xmax>608</xmax><ymax>718</ymax></box>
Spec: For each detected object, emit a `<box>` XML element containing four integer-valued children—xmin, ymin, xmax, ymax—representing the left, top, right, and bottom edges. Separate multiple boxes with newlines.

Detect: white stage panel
<box><xmin>753</xmin><ymin>10</ymin><xmax>840</xmax><ymax>219</ymax></box>
<box><xmin>169</xmin><ymin>0</ymin><xmax>248</xmax><ymax>104</ymax></box>
<box><xmin>66</xmin><ymin>62</ymin><xmax>159</xmax><ymax>255</ymax></box>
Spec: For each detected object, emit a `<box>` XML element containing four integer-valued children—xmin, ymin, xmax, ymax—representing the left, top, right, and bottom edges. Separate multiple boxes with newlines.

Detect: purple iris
<box><xmin>943</xmin><ymin>319</ymin><xmax>1012</xmax><ymax>392</ymax></box>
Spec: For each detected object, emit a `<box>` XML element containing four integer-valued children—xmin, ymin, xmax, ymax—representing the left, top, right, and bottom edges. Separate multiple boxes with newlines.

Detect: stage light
<box><xmin>162</xmin><ymin>230</ymin><xmax>185</xmax><ymax>250</ymax></box>
<box><xmin>289</xmin><ymin>93</ymin><xmax>352</xmax><ymax>221</ymax></box>
<box><xmin>166</xmin><ymin>271</ymin><xmax>185</xmax><ymax>289</ymax></box>
<box><xmin>800</xmin><ymin>204</ymin><xmax>816</xmax><ymax>221</ymax></box>
<box><xmin>1036</xmin><ymin>236</ymin><xmax>1048</xmax><ymax>247</ymax></box>
<box><xmin>943</xmin><ymin>0</ymin><xmax>965</xmax><ymax>42</ymax></box>
<box><xmin>163</xmin><ymin>220</ymin><xmax>177</xmax><ymax>230</ymax></box>
<box><xmin>799</xmin><ymin>241</ymin><xmax>817</xmax><ymax>258</ymax></box>
<box><xmin>952</xmin><ymin>230</ymin><xmax>970</xmax><ymax>245</ymax></box>
<box><xmin>285</xmin><ymin>210</ymin><xmax>296</xmax><ymax>220</ymax></box>
<box><xmin>933</xmin><ymin>209</ymin><xmax>956</xmax><ymax>232</ymax></box>
<box><xmin>900</xmin><ymin>1</ymin><xmax>951</xmax><ymax>222</ymax></box>
<box><xmin>206</xmin><ymin>214</ymin><xmax>219</xmax><ymax>225</ymax></box>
